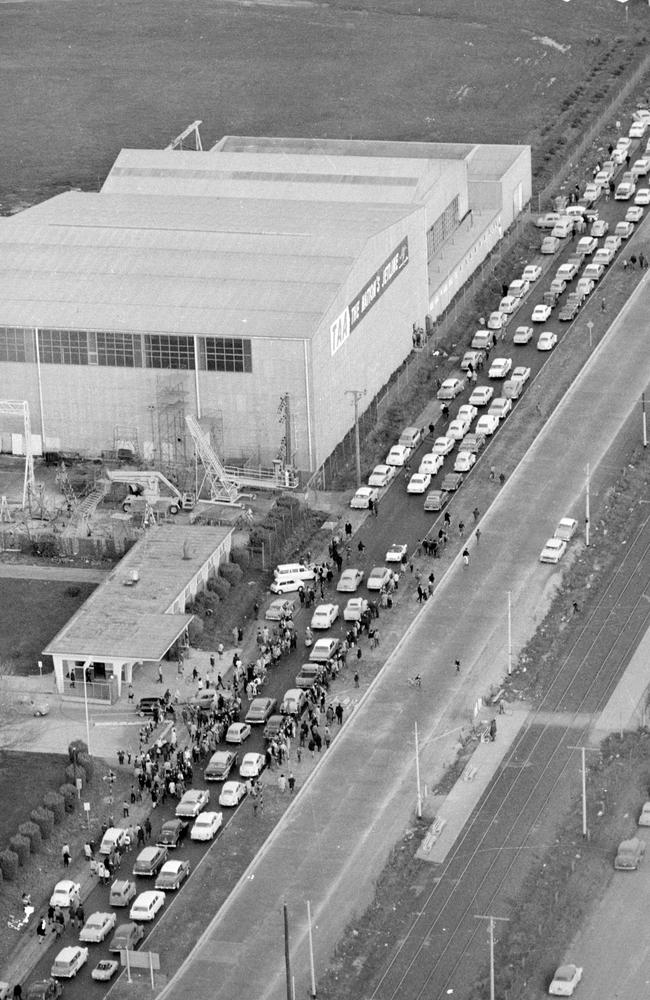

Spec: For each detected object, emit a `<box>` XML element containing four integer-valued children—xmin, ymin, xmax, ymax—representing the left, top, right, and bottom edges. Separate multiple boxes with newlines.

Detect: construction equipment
<box><xmin>0</xmin><ymin>400</ymin><xmax>36</xmax><ymax>508</ymax></box>
<box><xmin>185</xmin><ymin>415</ymin><xmax>299</xmax><ymax>505</ymax></box>
<box><xmin>105</xmin><ymin>470</ymin><xmax>195</xmax><ymax>515</ymax></box>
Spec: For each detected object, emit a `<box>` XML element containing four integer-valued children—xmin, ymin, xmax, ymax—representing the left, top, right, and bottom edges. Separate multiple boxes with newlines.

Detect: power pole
<box><xmin>283</xmin><ymin>902</ymin><xmax>292</xmax><ymax>1000</ymax></box>
<box><xmin>344</xmin><ymin>389</ymin><xmax>366</xmax><ymax>487</ymax></box>
<box><xmin>567</xmin><ymin>745</ymin><xmax>599</xmax><ymax>838</ymax></box>
<box><xmin>474</xmin><ymin>914</ymin><xmax>509</xmax><ymax>1000</ymax></box>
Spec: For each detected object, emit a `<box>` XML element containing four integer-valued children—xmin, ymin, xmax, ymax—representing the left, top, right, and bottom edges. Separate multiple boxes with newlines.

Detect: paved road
<box><xmin>152</xmin><ymin>252</ymin><xmax>650</xmax><ymax>997</ymax></box>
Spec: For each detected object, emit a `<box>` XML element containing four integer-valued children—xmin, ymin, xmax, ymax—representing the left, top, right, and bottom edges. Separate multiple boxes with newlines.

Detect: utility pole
<box><xmin>306</xmin><ymin>901</ymin><xmax>317</xmax><ymax>998</ymax></box>
<box><xmin>474</xmin><ymin>914</ymin><xmax>509</xmax><ymax>1000</ymax></box>
<box><xmin>344</xmin><ymin>389</ymin><xmax>366</xmax><ymax>488</ymax></box>
<box><xmin>283</xmin><ymin>903</ymin><xmax>292</xmax><ymax>1000</ymax></box>
<box><xmin>585</xmin><ymin>463</ymin><xmax>590</xmax><ymax>547</ymax></box>
<box><xmin>567</xmin><ymin>745</ymin><xmax>599</xmax><ymax>839</ymax></box>
<box><xmin>507</xmin><ymin>590</ymin><xmax>512</xmax><ymax>675</ymax></box>
<box><xmin>414</xmin><ymin>721</ymin><xmax>422</xmax><ymax>819</ymax></box>
<box><xmin>642</xmin><ymin>392</ymin><xmax>647</xmax><ymax>448</ymax></box>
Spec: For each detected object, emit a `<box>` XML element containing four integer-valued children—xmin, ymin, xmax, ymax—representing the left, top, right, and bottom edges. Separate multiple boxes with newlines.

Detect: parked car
<box><xmin>109</xmin><ymin>879</ymin><xmax>137</xmax><ymax>907</ymax></box>
<box><xmin>423</xmin><ymin>489</ymin><xmax>448</xmax><ymax>511</ymax></box>
<box><xmin>366</xmin><ymin>567</ymin><xmax>391</xmax><ymax>591</ymax></box>
<box><xmin>367</xmin><ymin>464</ymin><xmax>396</xmax><ymax>488</ymax></box>
<box><xmin>343</xmin><ymin>596</ymin><xmax>370</xmax><ymax>619</ymax></box>
<box><xmin>418</xmin><ymin>453</ymin><xmax>444</xmax><ymax>476</ymax></box>
<box><xmin>91</xmin><ymin>960</ymin><xmax>119</xmax><ymax>982</ymax></box>
<box><xmin>218</xmin><ymin>781</ymin><xmax>248</xmax><ymax>808</ymax></box>
<box><xmin>336</xmin><ymin>568</ymin><xmax>364</xmax><ymax>592</ymax></box>
<box><xmin>471</xmin><ymin>329</ymin><xmax>496</xmax><ymax>350</ymax></box>
<box><xmin>488</xmin><ymin>397</ymin><xmax>512</xmax><ymax>421</ymax></box>
<box><xmin>531</xmin><ymin>303</ymin><xmax>552</xmax><ymax>323</ymax></box>
<box><xmin>225</xmin><ymin>723</ymin><xmax>251</xmax><ymax>744</ymax></box>
<box><xmin>263</xmin><ymin>715</ymin><xmax>284</xmax><ymax>741</ymax></box>
<box><xmin>204</xmin><ymin>750</ymin><xmax>238</xmax><ymax>781</ymax></box>
<box><xmin>79</xmin><ymin>912</ymin><xmax>117</xmax><ymax>944</ymax></box>
<box><xmin>108</xmin><ymin>922</ymin><xmax>145</xmax><ymax>954</ymax></box>
<box><xmin>309</xmin><ymin>604</ymin><xmax>339</xmax><ymax>629</ymax></box>
<box><xmin>488</xmin><ymin>357</ymin><xmax>512</xmax><ymax>379</ymax></box>
<box><xmin>245</xmin><ymin>697</ymin><xmax>278</xmax><ymax>724</ymax></box>
<box><xmin>536</xmin><ymin>211</ymin><xmax>561</xmax><ymax>229</ymax></box>
<box><xmin>129</xmin><ymin>890</ymin><xmax>165</xmax><ymax>922</ymax></box>
<box><xmin>590</xmin><ymin>219</ymin><xmax>608</xmax><ymax>238</ymax></box>
<box><xmin>521</xmin><ymin>264</ymin><xmax>542</xmax><ymax>283</ymax></box>
<box><xmin>537</xmin><ymin>331</ymin><xmax>558</xmax><ymax>351</ymax></box>
<box><xmin>385</xmin><ymin>543</ymin><xmax>408</xmax><ymax>562</ymax></box>
<box><xmin>511</xmin><ymin>365</ymin><xmax>531</xmax><ymax>384</ymax></box>
<box><xmin>554</xmin><ymin>518</ymin><xmax>578</xmax><ymax>540</ymax></box>
<box><xmin>625</xmin><ymin>205</ymin><xmax>644</xmax><ymax>223</ymax></box>
<box><xmin>436</xmin><ymin>377</ymin><xmax>466</xmax><ymax>400</ymax></box>
<box><xmin>459</xmin><ymin>432</ymin><xmax>486</xmax><ymax>453</ymax></box>
<box><xmin>453</xmin><ymin>451</ymin><xmax>476</xmax><ymax>473</ymax></box>
<box><xmin>432</xmin><ymin>436</ymin><xmax>455</xmax><ymax>456</ymax></box>
<box><xmin>190</xmin><ymin>811</ymin><xmax>223</xmax><ymax>841</ymax></box>
<box><xmin>295</xmin><ymin>664</ymin><xmax>324</xmax><ymax>690</ymax></box>
<box><xmin>407</xmin><ymin>472</ymin><xmax>431</xmax><ymax>494</ymax></box>
<box><xmin>309</xmin><ymin>638</ymin><xmax>340</xmax><ymax>662</ymax></box>
<box><xmin>49</xmin><ymin>880</ymin><xmax>80</xmax><ymax>909</ymax></box>
<box><xmin>549</xmin><ymin>964</ymin><xmax>583</xmax><ymax>996</ymax></box>
<box><xmin>99</xmin><ymin>827</ymin><xmax>129</xmax><ymax>857</ymax></box>
<box><xmin>541</xmin><ymin>236</ymin><xmax>561</xmax><ymax>254</ymax></box>
<box><xmin>614</xmin><ymin>837</ymin><xmax>645</xmax><ymax>870</ymax></box>
<box><xmin>156</xmin><ymin>820</ymin><xmax>188</xmax><ymax>850</ymax></box>
<box><xmin>385</xmin><ymin>445</ymin><xmax>411</xmax><ymax>467</ymax></box>
<box><xmin>176</xmin><ymin>789</ymin><xmax>210</xmax><ymax>818</ymax></box>
<box><xmin>440</xmin><ymin>473</ymin><xmax>463</xmax><ymax>492</ymax></box>
<box><xmin>448</xmin><ymin>416</ymin><xmax>471</xmax><ymax>440</ymax></box>
<box><xmin>132</xmin><ymin>845</ymin><xmax>168</xmax><ymax>877</ymax></box>
<box><xmin>556</xmin><ymin>261</ymin><xmax>579</xmax><ymax>281</ymax></box>
<box><xmin>461</xmin><ymin>348</ymin><xmax>486</xmax><ymax>371</ymax></box>
<box><xmin>25</xmin><ymin>982</ymin><xmax>61</xmax><ymax>1000</ymax></box>
<box><xmin>513</xmin><ymin>325</ymin><xmax>533</xmax><ymax>345</ymax></box>
<box><xmin>240</xmin><ymin>752</ymin><xmax>266</xmax><ymax>778</ymax></box>
<box><xmin>475</xmin><ymin>414</ymin><xmax>499</xmax><ymax>436</ymax></box>
<box><xmin>539</xmin><ymin>537</ymin><xmax>567</xmax><ymax>564</ymax></box>
<box><xmin>468</xmin><ymin>385</ymin><xmax>494</xmax><ymax>407</ymax></box>
<box><xmin>350</xmin><ymin>486</ymin><xmax>379</xmax><ymax>509</ymax></box>
<box><xmin>50</xmin><ymin>946</ymin><xmax>88</xmax><ymax>979</ymax></box>
<box><xmin>558</xmin><ymin>298</ymin><xmax>580</xmax><ymax>322</ymax></box>
<box><xmin>507</xmin><ymin>278</ymin><xmax>529</xmax><ymax>298</ymax></box>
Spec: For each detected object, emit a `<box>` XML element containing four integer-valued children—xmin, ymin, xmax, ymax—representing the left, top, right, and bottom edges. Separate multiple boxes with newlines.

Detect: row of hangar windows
<box><xmin>0</xmin><ymin>327</ymin><xmax>253</xmax><ymax>373</ymax></box>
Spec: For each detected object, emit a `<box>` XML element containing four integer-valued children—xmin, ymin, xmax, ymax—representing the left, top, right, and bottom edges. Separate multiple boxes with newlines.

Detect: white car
<box><xmin>513</xmin><ymin>325</ymin><xmax>533</xmax><ymax>345</ymax></box>
<box><xmin>469</xmin><ymin>385</ymin><xmax>494</xmax><ymax>407</ymax></box>
<box><xmin>512</xmin><ymin>365</ymin><xmax>531</xmax><ymax>384</ymax></box>
<box><xmin>343</xmin><ymin>596</ymin><xmax>370</xmax><ymax>618</ymax></box>
<box><xmin>616</xmin><ymin>135</ymin><xmax>632</xmax><ymax>151</ymax></box>
<box><xmin>190</xmin><ymin>811</ymin><xmax>223</xmax><ymax>841</ymax></box>
<box><xmin>487</xmin><ymin>310</ymin><xmax>506</xmax><ymax>330</ymax></box>
<box><xmin>508</xmin><ymin>278</ymin><xmax>529</xmax><ymax>298</ymax></box>
<box><xmin>475</xmin><ymin>414</ymin><xmax>499</xmax><ymax>436</ymax></box>
<box><xmin>457</xmin><ymin>404</ymin><xmax>478</xmax><ymax>423</ymax></box>
<box><xmin>385</xmin><ymin>543</ymin><xmax>407</xmax><ymax>563</ymax></box>
<box><xmin>532</xmin><ymin>303</ymin><xmax>552</xmax><ymax>323</ymax></box>
<box><xmin>615</xmin><ymin>181</ymin><xmax>635</xmax><ymax>200</ymax></box>
<box><xmin>336</xmin><ymin>568</ymin><xmax>364</xmax><ymax>592</ymax></box>
<box><xmin>51</xmin><ymin>945</ymin><xmax>89</xmax><ymax>979</ymax></box>
<box><xmin>407</xmin><ymin>472</ymin><xmax>431</xmax><ymax>494</ymax></box>
<box><xmin>367</xmin><ymin>566</ymin><xmax>392</xmax><ymax>591</ymax></box>
<box><xmin>625</xmin><ymin>205</ymin><xmax>644</xmax><ymax>223</ymax></box>
<box><xmin>575</xmin><ymin>278</ymin><xmax>595</xmax><ymax>299</ymax></box>
<box><xmin>554</xmin><ymin>517</ymin><xmax>578</xmax><ymax>541</ymax></box>
<box><xmin>539</xmin><ymin>537</ymin><xmax>567</xmax><ymax>564</ymax></box>
<box><xmin>488</xmin><ymin>397</ymin><xmax>512</xmax><ymax>420</ymax></box>
<box><xmin>350</xmin><ymin>486</ymin><xmax>378</xmax><ymax>509</ymax></box>
<box><xmin>629</xmin><ymin>120</ymin><xmax>648</xmax><ymax>138</ymax></box>
<box><xmin>590</xmin><ymin>219</ymin><xmax>609</xmax><ymax>237</ymax></box>
<box><xmin>225</xmin><ymin>722</ymin><xmax>251</xmax><ymax>744</ymax></box>
<box><xmin>537</xmin><ymin>331</ymin><xmax>558</xmax><ymax>351</ymax></box>
<box><xmin>593</xmin><ymin>246</ymin><xmax>614</xmax><ymax>267</ymax></box>
<box><xmin>488</xmin><ymin>357</ymin><xmax>512</xmax><ymax>379</ymax></box>
<box><xmin>453</xmin><ymin>450</ymin><xmax>476</xmax><ymax>473</ymax></box>
<box><xmin>418</xmin><ymin>453</ymin><xmax>444</xmax><ymax>476</ymax></box>
<box><xmin>79</xmin><ymin>912</ymin><xmax>117</xmax><ymax>944</ymax></box>
<box><xmin>632</xmin><ymin>157</ymin><xmax>650</xmax><ymax>176</ymax></box>
<box><xmin>129</xmin><ymin>890</ymin><xmax>165</xmax><ymax>922</ymax></box>
<box><xmin>521</xmin><ymin>264</ymin><xmax>542</xmax><ymax>283</ymax></box>
<box><xmin>436</xmin><ymin>377</ymin><xmax>466</xmax><ymax>400</ymax></box>
<box><xmin>240</xmin><ymin>752</ymin><xmax>266</xmax><ymax>778</ymax></box>
<box><xmin>615</xmin><ymin>220</ymin><xmax>635</xmax><ymax>239</ymax></box>
<box><xmin>99</xmin><ymin>827</ymin><xmax>129</xmax><ymax>857</ymax></box>
<box><xmin>385</xmin><ymin>444</ymin><xmax>411</xmax><ymax>467</ymax></box>
<box><xmin>50</xmin><ymin>880</ymin><xmax>81</xmax><ymax>909</ymax></box>
<box><xmin>634</xmin><ymin>187</ymin><xmax>650</xmax><ymax>205</ymax></box>
<box><xmin>638</xmin><ymin>802</ymin><xmax>650</xmax><ymax>826</ymax></box>
<box><xmin>310</xmin><ymin>603</ymin><xmax>340</xmax><ymax>629</ymax></box>
<box><xmin>498</xmin><ymin>295</ymin><xmax>518</xmax><ymax>314</ymax></box>
<box><xmin>447</xmin><ymin>416</ymin><xmax>471</xmax><ymax>440</ymax></box>
<box><xmin>219</xmin><ymin>781</ymin><xmax>248</xmax><ymax>807</ymax></box>
<box><xmin>575</xmin><ymin>236</ymin><xmax>597</xmax><ymax>256</ymax></box>
<box><xmin>432</xmin><ymin>436</ymin><xmax>455</xmax><ymax>456</ymax></box>
<box><xmin>92</xmin><ymin>960</ymin><xmax>120</xmax><ymax>982</ymax></box>
<box><xmin>604</xmin><ymin>234</ymin><xmax>621</xmax><ymax>252</ymax></box>
<box><xmin>549</xmin><ymin>964</ymin><xmax>583</xmax><ymax>996</ymax></box>
<box><xmin>367</xmin><ymin>464</ymin><xmax>396</xmax><ymax>488</ymax></box>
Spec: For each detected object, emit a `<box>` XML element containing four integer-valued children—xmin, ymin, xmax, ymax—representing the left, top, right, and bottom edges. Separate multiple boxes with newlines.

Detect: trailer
<box><xmin>104</xmin><ymin>470</ymin><xmax>195</xmax><ymax>515</ymax></box>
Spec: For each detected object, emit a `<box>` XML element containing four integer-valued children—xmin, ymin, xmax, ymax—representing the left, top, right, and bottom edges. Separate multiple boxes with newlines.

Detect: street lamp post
<box><xmin>567</xmin><ymin>745</ymin><xmax>600</xmax><ymax>838</ymax></box>
<box><xmin>475</xmin><ymin>914</ymin><xmax>509</xmax><ymax>1000</ymax></box>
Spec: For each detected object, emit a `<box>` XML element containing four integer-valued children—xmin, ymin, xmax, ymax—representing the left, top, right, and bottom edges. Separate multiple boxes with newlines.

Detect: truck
<box><xmin>105</xmin><ymin>470</ymin><xmax>195</xmax><ymax>515</ymax></box>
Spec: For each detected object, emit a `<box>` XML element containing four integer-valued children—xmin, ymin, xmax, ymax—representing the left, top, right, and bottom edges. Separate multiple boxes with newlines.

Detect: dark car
<box><xmin>263</xmin><ymin>714</ymin><xmax>284</xmax><ymax>741</ymax></box>
<box><xmin>132</xmin><ymin>845</ymin><xmax>168</xmax><ymax>877</ymax></box>
<box><xmin>441</xmin><ymin>473</ymin><xmax>463</xmax><ymax>492</ymax></box>
<box><xmin>295</xmin><ymin>665</ymin><xmax>323</xmax><ymax>690</ymax></box>
<box><xmin>204</xmin><ymin>751</ymin><xmax>238</xmax><ymax>782</ymax></box>
<box><xmin>559</xmin><ymin>298</ymin><xmax>580</xmax><ymax>321</ymax></box>
<box><xmin>157</xmin><ymin>819</ymin><xmax>188</xmax><ymax>849</ymax></box>
<box><xmin>25</xmin><ymin>980</ymin><xmax>62</xmax><ymax>1000</ymax></box>
<box><xmin>108</xmin><ymin>922</ymin><xmax>145</xmax><ymax>953</ymax></box>
<box><xmin>136</xmin><ymin>696</ymin><xmax>171</xmax><ymax>718</ymax></box>
<box><xmin>244</xmin><ymin>697</ymin><xmax>278</xmax><ymax>724</ymax></box>
<box><xmin>423</xmin><ymin>489</ymin><xmax>448</xmax><ymax>512</ymax></box>
<box><xmin>459</xmin><ymin>432</ymin><xmax>486</xmax><ymax>454</ymax></box>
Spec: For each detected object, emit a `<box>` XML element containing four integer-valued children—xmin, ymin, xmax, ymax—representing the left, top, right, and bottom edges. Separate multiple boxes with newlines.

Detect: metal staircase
<box><xmin>185</xmin><ymin>415</ymin><xmax>241</xmax><ymax>504</ymax></box>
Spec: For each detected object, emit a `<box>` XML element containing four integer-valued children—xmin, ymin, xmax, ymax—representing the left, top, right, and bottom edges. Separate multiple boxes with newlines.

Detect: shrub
<box><xmin>0</xmin><ymin>849</ymin><xmax>19</xmax><ymax>881</ymax></box>
<box><xmin>31</xmin><ymin>808</ymin><xmax>54</xmax><ymax>839</ymax></box>
<box><xmin>59</xmin><ymin>784</ymin><xmax>78</xmax><ymax>813</ymax></box>
<box><xmin>211</xmin><ymin>576</ymin><xmax>231</xmax><ymax>600</ymax></box>
<box><xmin>230</xmin><ymin>546</ymin><xmax>250</xmax><ymax>568</ymax></box>
<box><xmin>9</xmin><ymin>835</ymin><xmax>30</xmax><ymax>866</ymax></box>
<box><xmin>65</xmin><ymin>585</ymin><xmax>81</xmax><ymax>598</ymax></box>
<box><xmin>187</xmin><ymin>619</ymin><xmax>204</xmax><ymax>644</ymax></box>
<box><xmin>43</xmin><ymin>792</ymin><xmax>65</xmax><ymax>824</ymax></box>
<box><xmin>68</xmin><ymin>739</ymin><xmax>88</xmax><ymax>762</ymax></box>
<box><xmin>65</xmin><ymin>763</ymin><xmax>86</xmax><ymax>786</ymax></box>
<box><xmin>18</xmin><ymin>822</ymin><xmax>42</xmax><ymax>853</ymax></box>
<box><xmin>220</xmin><ymin>562</ymin><xmax>243</xmax><ymax>586</ymax></box>
<box><xmin>78</xmin><ymin>753</ymin><xmax>94</xmax><ymax>783</ymax></box>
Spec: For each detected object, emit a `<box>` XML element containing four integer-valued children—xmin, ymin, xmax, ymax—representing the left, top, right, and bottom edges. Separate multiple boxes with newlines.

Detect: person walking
<box><xmin>335</xmin><ymin>703</ymin><xmax>344</xmax><ymax>725</ymax></box>
<box><xmin>472</xmin><ymin>507</ymin><xmax>480</xmax><ymax>523</ymax></box>
<box><xmin>462</xmin><ymin>548</ymin><xmax>470</xmax><ymax>566</ymax></box>
<box><xmin>475</xmin><ymin>528</ymin><xmax>481</xmax><ymax>545</ymax></box>
<box><xmin>455</xmin><ymin>658</ymin><xmax>461</xmax><ymax>673</ymax></box>
<box><xmin>278</xmin><ymin>773</ymin><xmax>287</xmax><ymax>793</ymax></box>
<box><xmin>288</xmin><ymin>773</ymin><xmax>296</xmax><ymax>794</ymax></box>
<box><xmin>458</xmin><ymin>520</ymin><xmax>465</xmax><ymax>537</ymax></box>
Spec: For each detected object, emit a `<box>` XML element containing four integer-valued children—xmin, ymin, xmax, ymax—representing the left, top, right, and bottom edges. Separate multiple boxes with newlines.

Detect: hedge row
<box><xmin>0</xmin><ymin>742</ymin><xmax>90</xmax><ymax>880</ymax></box>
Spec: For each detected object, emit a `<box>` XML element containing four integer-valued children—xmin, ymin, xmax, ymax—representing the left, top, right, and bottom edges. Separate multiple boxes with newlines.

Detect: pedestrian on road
<box><xmin>499</xmin><ymin>472</ymin><xmax>506</xmax><ymax>485</ymax></box>
<box><xmin>489</xmin><ymin>718</ymin><xmax>497</xmax><ymax>742</ymax></box>
<box><xmin>278</xmin><ymin>773</ymin><xmax>286</xmax><ymax>793</ymax></box>
<box><xmin>232</xmin><ymin>626</ymin><xmax>238</xmax><ymax>646</ymax></box>
<box><xmin>157</xmin><ymin>663</ymin><xmax>163</xmax><ymax>684</ymax></box>
<box><xmin>37</xmin><ymin>918</ymin><xmax>47</xmax><ymax>943</ymax></box>
<box><xmin>357</xmin><ymin>539</ymin><xmax>366</xmax><ymax>553</ymax></box>
<box><xmin>209</xmin><ymin>654</ymin><xmax>215</xmax><ymax>670</ymax></box>
<box><xmin>455</xmin><ymin>659</ymin><xmax>461</xmax><ymax>673</ymax></box>
<box><xmin>475</xmin><ymin>528</ymin><xmax>481</xmax><ymax>545</ymax></box>
<box><xmin>443</xmin><ymin>511</ymin><xmax>451</xmax><ymax>527</ymax></box>
<box><xmin>123</xmin><ymin>801</ymin><xmax>129</xmax><ymax>818</ymax></box>
<box><xmin>354</xmin><ymin>672</ymin><xmax>359</xmax><ymax>687</ymax></box>
<box><xmin>288</xmin><ymin>773</ymin><xmax>296</xmax><ymax>794</ymax></box>
<box><xmin>217</xmin><ymin>642</ymin><xmax>224</xmax><ymax>660</ymax></box>
<box><xmin>462</xmin><ymin>548</ymin><xmax>470</xmax><ymax>566</ymax></box>
<box><xmin>601</xmin><ymin>298</ymin><xmax>606</xmax><ymax>312</ymax></box>
<box><xmin>335</xmin><ymin>703</ymin><xmax>344</xmax><ymax>725</ymax></box>
<box><xmin>458</xmin><ymin>520</ymin><xmax>465</xmax><ymax>536</ymax></box>
<box><xmin>489</xmin><ymin>465</ymin><xmax>496</xmax><ymax>480</ymax></box>
<box><xmin>472</xmin><ymin>507</ymin><xmax>480</xmax><ymax>522</ymax></box>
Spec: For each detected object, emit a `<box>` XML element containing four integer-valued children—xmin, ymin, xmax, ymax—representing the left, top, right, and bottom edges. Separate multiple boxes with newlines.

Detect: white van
<box><xmin>273</xmin><ymin>563</ymin><xmax>315</xmax><ymax>584</ymax></box>
<box><xmin>551</xmin><ymin>218</ymin><xmax>573</xmax><ymax>239</ymax></box>
<box><xmin>398</xmin><ymin>426</ymin><xmax>424</xmax><ymax>450</ymax></box>
<box><xmin>270</xmin><ymin>574</ymin><xmax>304</xmax><ymax>595</ymax></box>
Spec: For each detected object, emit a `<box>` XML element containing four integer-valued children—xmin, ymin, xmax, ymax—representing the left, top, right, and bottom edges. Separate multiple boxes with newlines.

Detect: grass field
<box><xmin>0</xmin><ymin>579</ymin><xmax>96</xmax><ymax>674</ymax></box>
<box><xmin>0</xmin><ymin>0</ymin><xmax>646</xmax><ymax>211</ymax></box>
